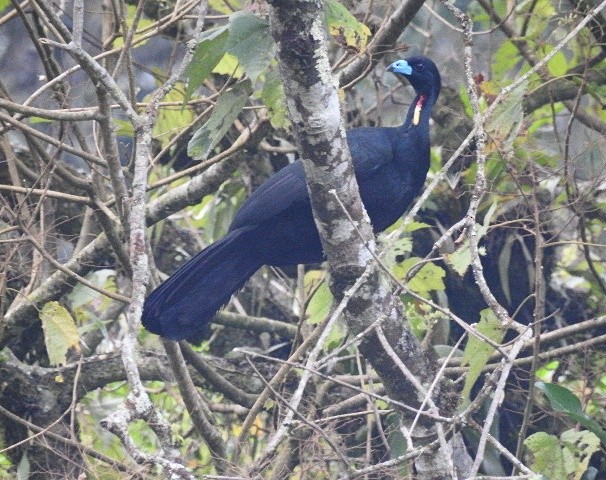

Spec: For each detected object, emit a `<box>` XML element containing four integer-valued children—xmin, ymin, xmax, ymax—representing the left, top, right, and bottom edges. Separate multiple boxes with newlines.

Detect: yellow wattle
<box><xmin>413</xmin><ymin>104</ymin><xmax>421</xmax><ymax>125</ymax></box>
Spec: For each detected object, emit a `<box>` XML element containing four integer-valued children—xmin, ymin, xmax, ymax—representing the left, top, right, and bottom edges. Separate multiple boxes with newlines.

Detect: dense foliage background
<box><xmin>0</xmin><ymin>0</ymin><xmax>604</xmax><ymax>478</ymax></box>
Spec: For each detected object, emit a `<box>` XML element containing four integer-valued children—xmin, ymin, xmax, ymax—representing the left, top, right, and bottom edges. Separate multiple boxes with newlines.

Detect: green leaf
<box><xmin>522</xmin><ymin>429</ymin><xmax>600</xmax><ymax>480</ymax></box>
<box><xmin>227</xmin><ymin>11</ymin><xmax>275</xmax><ymax>82</ymax></box>
<box><xmin>561</xmin><ymin>430</ymin><xmax>600</xmax><ymax>480</ymax></box>
<box><xmin>493</xmin><ymin>40</ymin><xmax>521</xmax><ymax>80</ymax></box>
<box><xmin>186</xmin><ymin>27</ymin><xmax>229</xmax><ymax>100</ymax></box>
<box><xmin>40</xmin><ymin>301</ymin><xmax>80</xmax><ymax>366</ymax></box>
<box><xmin>479</xmin><ymin>79</ymin><xmax>503</xmax><ymax>97</ymax></box>
<box><xmin>153</xmin><ymin>82</ymin><xmax>195</xmax><ymax>148</ymax></box>
<box><xmin>404</xmin><ymin>220</ymin><xmax>431</xmax><ymax>232</ymax></box>
<box><xmin>325</xmin><ymin>0</ymin><xmax>371</xmax><ymax>51</ymax></box>
<box><xmin>324</xmin><ymin>321</ymin><xmax>346</xmax><ymax>351</ymax></box>
<box><xmin>68</xmin><ymin>269</ymin><xmax>117</xmax><ymax>311</ymax></box>
<box><xmin>486</xmin><ymin>82</ymin><xmax>526</xmax><ymax>152</ymax></box>
<box><xmin>392</xmin><ymin>257</ymin><xmax>445</xmax><ymax>295</ymax></box>
<box><xmin>208</xmin><ymin>0</ymin><xmax>242</xmax><ymax>14</ymax></box>
<box><xmin>445</xmin><ymin>202</ymin><xmax>496</xmax><ymax>276</ymax></box>
<box><xmin>444</xmin><ymin>244</ymin><xmax>472</xmax><ymax>277</ymax></box>
<box><xmin>387</xmin><ymin>424</ymin><xmax>408</xmax><ymax>458</ymax></box>
<box><xmin>547</xmin><ymin>50</ymin><xmax>568</xmax><ymax>77</ymax></box>
<box><xmin>112</xmin><ymin>5</ymin><xmax>155</xmax><ymax>48</ymax></box>
<box><xmin>536</xmin><ymin>360</ymin><xmax>560</xmax><ymax>382</ymax></box>
<box><xmin>525</xmin><ymin>432</ymin><xmax>568</xmax><ymax>480</ymax></box>
<box><xmin>459</xmin><ymin>309</ymin><xmax>506</xmax><ymax>405</ymax></box>
<box><xmin>522</xmin><ymin>0</ymin><xmax>555</xmax><ymax>34</ymax></box>
<box><xmin>381</xmin><ymin>227</ymin><xmax>413</xmax><ymax>258</ymax></box>
<box><xmin>536</xmin><ymin>382</ymin><xmax>606</xmax><ymax>446</ymax></box>
<box><xmin>28</xmin><ymin>116</ymin><xmax>53</xmax><ymax>125</ymax></box>
<box><xmin>187</xmin><ymin>84</ymin><xmax>249</xmax><ymax>160</ymax></box>
<box><xmin>537</xmin><ymin>382</ymin><xmax>583</xmax><ymax>414</ymax></box>
<box><xmin>213</xmin><ymin>52</ymin><xmax>244</xmax><ymax>77</ymax></box>
<box><xmin>459</xmin><ymin>84</ymin><xmax>473</xmax><ymax>118</ymax></box>
<box><xmin>305</xmin><ymin>270</ymin><xmax>332</xmax><ymax>325</ymax></box>
<box><xmin>260</xmin><ymin>67</ymin><xmax>289</xmax><ymax>129</ymax></box>
<box><xmin>114</xmin><ymin>118</ymin><xmax>134</xmax><ymax>137</ymax></box>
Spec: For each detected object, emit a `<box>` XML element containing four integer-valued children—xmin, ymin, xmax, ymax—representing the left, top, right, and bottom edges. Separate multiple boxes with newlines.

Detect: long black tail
<box><xmin>142</xmin><ymin>227</ymin><xmax>262</xmax><ymax>342</ymax></box>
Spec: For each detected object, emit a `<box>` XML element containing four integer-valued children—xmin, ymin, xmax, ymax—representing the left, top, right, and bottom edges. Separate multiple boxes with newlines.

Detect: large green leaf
<box><xmin>393</xmin><ymin>257</ymin><xmax>445</xmax><ymax>296</ymax></box>
<box><xmin>493</xmin><ymin>40</ymin><xmax>521</xmax><ymax>80</ymax></box>
<box><xmin>561</xmin><ymin>430</ymin><xmax>600</xmax><ymax>480</ymax></box>
<box><xmin>186</xmin><ymin>27</ymin><xmax>229</xmax><ymax>100</ymax></box>
<box><xmin>524</xmin><ymin>432</ymin><xmax>567</xmax><ymax>480</ymax></box>
<box><xmin>187</xmin><ymin>84</ymin><xmax>249</xmax><ymax>160</ymax></box>
<box><xmin>524</xmin><ymin>429</ymin><xmax>600</xmax><ymax>480</ymax></box>
<box><xmin>536</xmin><ymin>382</ymin><xmax>606</xmax><ymax>446</ymax></box>
<box><xmin>459</xmin><ymin>309</ymin><xmax>506</xmax><ymax>405</ymax></box>
<box><xmin>537</xmin><ymin>381</ymin><xmax>584</xmax><ymax>414</ymax></box>
<box><xmin>227</xmin><ymin>11</ymin><xmax>275</xmax><ymax>83</ymax></box>
<box><xmin>40</xmin><ymin>301</ymin><xmax>80</xmax><ymax>366</ymax></box>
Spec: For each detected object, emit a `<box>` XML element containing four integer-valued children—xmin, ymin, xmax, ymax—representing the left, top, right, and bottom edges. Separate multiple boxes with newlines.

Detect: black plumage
<box><xmin>143</xmin><ymin>55</ymin><xmax>441</xmax><ymax>342</ymax></box>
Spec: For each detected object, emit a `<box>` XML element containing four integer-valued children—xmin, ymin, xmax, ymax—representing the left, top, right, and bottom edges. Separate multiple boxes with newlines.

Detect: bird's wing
<box><xmin>230</xmin><ymin>127</ymin><xmax>396</xmax><ymax>230</ymax></box>
<box><xmin>229</xmin><ymin>160</ymin><xmax>309</xmax><ymax>230</ymax></box>
<box><xmin>347</xmin><ymin>127</ymin><xmax>396</xmax><ymax>178</ymax></box>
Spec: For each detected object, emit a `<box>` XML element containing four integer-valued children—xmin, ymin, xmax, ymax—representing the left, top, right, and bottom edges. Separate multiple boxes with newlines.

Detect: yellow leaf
<box><xmin>40</xmin><ymin>301</ymin><xmax>80</xmax><ymax>366</ymax></box>
<box><xmin>213</xmin><ymin>52</ymin><xmax>244</xmax><ymax>77</ymax></box>
<box><xmin>325</xmin><ymin>0</ymin><xmax>371</xmax><ymax>51</ymax></box>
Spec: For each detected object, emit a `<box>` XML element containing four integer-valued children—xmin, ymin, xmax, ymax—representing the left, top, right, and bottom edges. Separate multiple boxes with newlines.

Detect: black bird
<box><xmin>143</xmin><ymin>55</ymin><xmax>441</xmax><ymax>342</ymax></box>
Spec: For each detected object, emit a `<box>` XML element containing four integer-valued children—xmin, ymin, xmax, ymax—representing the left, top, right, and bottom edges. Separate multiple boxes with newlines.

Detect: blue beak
<box><xmin>387</xmin><ymin>60</ymin><xmax>412</xmax><ymax>76</ymax></box>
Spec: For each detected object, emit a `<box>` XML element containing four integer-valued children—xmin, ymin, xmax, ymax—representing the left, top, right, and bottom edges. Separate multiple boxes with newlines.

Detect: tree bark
<box><xmin>266</xmin><ymin>0</ymin><xmax>454</xmax><ymax>477</ymax></box>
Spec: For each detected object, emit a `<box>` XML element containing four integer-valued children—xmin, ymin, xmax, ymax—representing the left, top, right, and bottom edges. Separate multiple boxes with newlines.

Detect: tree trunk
<box><xmin>266</xmin><ymin>0</ymin><xmax>455</xmax><ymax>477</ymax></box>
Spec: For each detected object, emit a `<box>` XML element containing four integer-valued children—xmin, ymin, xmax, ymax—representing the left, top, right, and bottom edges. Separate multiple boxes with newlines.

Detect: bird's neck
<box><xmin>403</xmin><ymin>93</ymin><xmax>436</xmax><ymax>130</ymax></box>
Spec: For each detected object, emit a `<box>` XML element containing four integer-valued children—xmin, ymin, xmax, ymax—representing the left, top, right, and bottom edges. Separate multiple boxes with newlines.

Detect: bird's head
<box><xmin>387</xmin><ymin>56</ymin><xmax>441</xmax><ymax>100</ymax></box>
